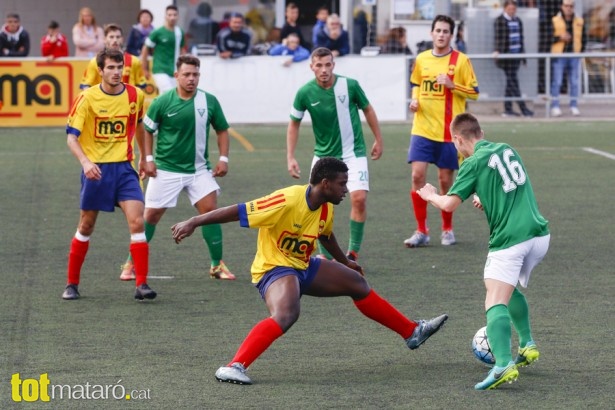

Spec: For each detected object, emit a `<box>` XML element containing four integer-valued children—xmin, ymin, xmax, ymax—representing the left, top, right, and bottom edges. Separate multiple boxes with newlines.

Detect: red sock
<box><xmin>353</xmin><ymin>290</ymin><xmax>417</xmax><ymax>339</ymax></box>
<box><xmin>67</xmin><ymin>237</ymin><xmax>89</xmax><ymax>285</ymax></box>
<box><xmin>411</xmin><ymin>191</ymin><xmax>428</xmax><ymax>233</ymax></box>
<box><xmin>229</xmin><ymin>317</ymin><xmax>284</xmax><ymax>368</ymax></box>
<box><xmin>130</xmin><ymin>242</ymin><xmax>149</xmax><ymax>286</ymax></box>
<box><xmin>441</xmin><ymin>210</ymin><xmax>453</xmax><ymax>232</ymax></box>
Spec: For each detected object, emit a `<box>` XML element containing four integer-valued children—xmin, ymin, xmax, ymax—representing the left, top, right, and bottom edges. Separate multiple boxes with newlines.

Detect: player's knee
<box><xmin>272</xmin><ymin>309</ymin><xmax>300</xmax><ymax>332</ymax></box>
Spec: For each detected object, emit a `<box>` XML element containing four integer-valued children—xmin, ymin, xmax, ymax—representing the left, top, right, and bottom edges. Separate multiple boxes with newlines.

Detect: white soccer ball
<box><xmin>472</xmin><ymin>326</ymin><xmax>495</xmax><ymax>366</ymax></box>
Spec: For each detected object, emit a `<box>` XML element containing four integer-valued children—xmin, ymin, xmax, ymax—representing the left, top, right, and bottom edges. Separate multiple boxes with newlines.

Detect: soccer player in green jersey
<box><xmin>417</xmin><ymin>113</ymin><xmax>550</xmax><ymax>390</ymax></box>
<box><xmin>140</xmin><ymin>5</ymin><xmax>186</xmax><ymax>94</ymax></box>
<box><xmin>287</xmin><ymin>47</ymin><xmax>384</xmax><ymax>261</ymax></box>
<box><xmin>121</xmin><ymin>54</ymin><xmax>234</xmax><ymax>281</ymax></box>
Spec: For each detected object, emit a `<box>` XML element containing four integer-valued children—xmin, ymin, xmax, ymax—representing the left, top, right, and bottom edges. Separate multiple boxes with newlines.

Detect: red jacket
<box><xmin>41</xmin><ymin>33</ymin><xmax>69</xmax><ymax>58</ymax></box>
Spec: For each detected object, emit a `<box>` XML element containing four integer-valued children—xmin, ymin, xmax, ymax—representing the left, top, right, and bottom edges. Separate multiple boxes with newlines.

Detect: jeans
<box><xmin>551</xmin><ymin>56</ymin><xmax>580</xmax><ymax>108</ymax></box>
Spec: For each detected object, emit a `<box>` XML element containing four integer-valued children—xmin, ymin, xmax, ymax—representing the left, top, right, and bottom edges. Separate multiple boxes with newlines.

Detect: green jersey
<box><xmin>144</xmin><ymin>89</ymin><xmax>229</xmax><ymax>174</ymax></box>
<box><xmin>144</xmin><ymin>26</ymin><xmax>185</xmax><ymax>76</ymax></box>
<box><xmin>448</xmin><ymin>140</ymin><xmax>549</xmax><ymax>251</ymax></box>
<box><xmin>290</xmin><ymin>75</ymin><xmax>370</xmax><ymax>160</ymax></box>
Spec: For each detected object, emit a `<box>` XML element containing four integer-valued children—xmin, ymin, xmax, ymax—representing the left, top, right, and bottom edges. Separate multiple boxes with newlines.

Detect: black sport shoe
<box><xmin>134</xmin><ymin>284</ymin><xmax>157</xmax><ymax>301</ymax></box>
<box><xmin>521</xmin><ymin>109</ymin><xmax>534</xmax><ymax>117</ymax></box>
<box><xmin>406</xmin><ymin>314</ymin><xmax>448</xmax><ymax>349</ymax></box>
<box><xmin>62</xmin><ymin>284</ymin><xmax>80</xmax><ymax>300</ymax></box>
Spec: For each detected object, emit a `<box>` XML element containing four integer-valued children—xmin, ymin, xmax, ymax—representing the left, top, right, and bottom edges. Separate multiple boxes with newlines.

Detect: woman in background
<box><xmin>72</xmin><ymin>7</ymin><xmax>104</xmax><ymax>57</ymax></box>
<box><xmin>126</xmin><ymin>9</ymin><xmax>154</xmax><ymax>56</ymax></box>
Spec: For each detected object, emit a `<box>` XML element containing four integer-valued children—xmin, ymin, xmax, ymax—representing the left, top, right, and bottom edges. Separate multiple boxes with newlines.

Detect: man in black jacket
<box><xmin>0</xmin><ymin>13</ymin><xmax>30</xmax><ymax>57</ymax></box>
<box><xmin>494</xmin><ymin>1</ymin><xmax>533</xmax><ymax>117</ymax></box>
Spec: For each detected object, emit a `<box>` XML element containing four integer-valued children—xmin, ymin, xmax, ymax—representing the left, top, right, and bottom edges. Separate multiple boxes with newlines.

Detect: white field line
<box><xmin>582</xmin><ymin>147</ymin><xmax>615</xmax><ymax>160</ymax></box>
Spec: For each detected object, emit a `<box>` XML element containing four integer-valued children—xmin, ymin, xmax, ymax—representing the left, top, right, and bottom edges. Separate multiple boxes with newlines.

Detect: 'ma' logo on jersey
<box><xmin>277</xmin><ymin>231</ymin><xmax>316</xmax><ymax>261</ymax></box>
<box><xmin>95</xmin><ymin>116</ymin><xmax>128</xmax><ymax>140</ymax></box>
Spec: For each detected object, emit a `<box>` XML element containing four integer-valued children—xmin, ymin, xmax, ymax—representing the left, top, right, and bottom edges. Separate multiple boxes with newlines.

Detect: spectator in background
<box><xmin>494</xmin><ymin>0</ymin><xmax>534</xmax><ymax>117</ymax></box>
<box><xmin>41</xmin><ymin>20</ymin><xmax>68</xmax><ymax>60</ymax></box>
<box><xmin>455</xmin><ymin>21</ymin><xmax>467</xmax><ymax>53</ymax></box>
<box><xmin>141</xmin><ymin>5</ymin><xmax>186</xmax><ymax>94</ymax></box>
<box><xmin>550</xmin><ymin>0</ymin><xmax>586</xmax><ymax>117</ymax></box>
<box><xmin>381</xmin><ymin>27</ymin><xmax>412</xmax><ymax>55</ymax></box>
<box><xmin>126</xmin><ymin>9</ymin><xmax>154</xmax><ymax>56</ymax></box>
<box><xmin>187</xmin><ymin>2</ymin><xmax>219</xmax><ymax>50</ymax></box>
<box><xmin>312</xmin><ymin>6</ymin><xmax>329</xmax><ymax>48</ymax></box>
<box><xmin>217</xmin><ymin>13</ymin><xmax>251</xmax><ymax>59</ymax></box>
<box><xmin>1</xmin><ymin>13</ymin><xmax>30</xmax><ymax>57</ymax></box>
<box><xmin>72</xmin><ymin>7</ymin><xmax>104</xmax><ymax>57</ymax></box>
<box><xmin>353</xmin><ymin>8</ymin><xmax>369</xmax><ymax>54</ymax></box>
<box><xmin>268</xmin><ymin>32</ymin><xmax>309</xmax><ymax>66</ymax></box>
<box><xmin>280</xmin><ymin>2</ymin><xmax>310</xmax><ymax>50</ymax></box>
<box><xmin>314</xmin><ymin>14</ymin><xmax>349</xmax><ymax>57</ymax></box>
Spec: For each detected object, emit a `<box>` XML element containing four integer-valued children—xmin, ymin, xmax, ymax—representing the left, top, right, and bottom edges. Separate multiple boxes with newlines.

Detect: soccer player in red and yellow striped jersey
<box><xmin>63</xmin><ymin>49</ymin><xmax>155</xmax><ymax>301</ymax></box>
<box><xmin>171</xmin><ymin>157</ymin><xmax>448</xmax><ymax>385</ymax></box>
<box><xmin>404</xmin><ymin>15</ymin><xmax>479</xmax><ymax>249</ymax></box>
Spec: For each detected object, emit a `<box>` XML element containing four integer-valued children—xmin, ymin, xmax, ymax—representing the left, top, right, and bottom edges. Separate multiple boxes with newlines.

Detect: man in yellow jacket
<box><xmin>550</xmin><ymin>0</ymin><xmax>586</xmax><ymax>117</ymax></box>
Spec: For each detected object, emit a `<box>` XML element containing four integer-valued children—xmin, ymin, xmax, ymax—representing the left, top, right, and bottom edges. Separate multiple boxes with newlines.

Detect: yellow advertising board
<box><xmin>0</xmin><ymin>58</ymin><xmax>158</xmax><ymax>127</ymax></box>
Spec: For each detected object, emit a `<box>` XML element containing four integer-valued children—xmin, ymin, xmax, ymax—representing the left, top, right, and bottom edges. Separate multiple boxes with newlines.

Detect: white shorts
<box><xmin>145</xmin><ymin>169</ymin><xmax>220</xmax><ymax>208</ymax></box>
<box><xmin>484</xmin><ymin>234</ymin><xmax>550</xmax><ymax>288</ymax></box>
<box><xmin>311</xmin><ymin>155</ymin><xmax>369</xmax><ymax>193</ymax></box>
<box><xmin>153</xmin><ymin>74</ymin><xmax>177</xmax><ymax>94</ymax></box>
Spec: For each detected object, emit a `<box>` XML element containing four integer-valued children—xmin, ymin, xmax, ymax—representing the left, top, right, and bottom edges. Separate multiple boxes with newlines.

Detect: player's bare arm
<box><xmin>67</xmin><ymin>134</ymin><xmax>101</xmax><ymax>180</ymax></box>
<box><xmin>436</xmin><ymin>73</ymin><xmax>455</xmax><ymax>90</ymax></box>
<box><xmin>172</xmin><ymin>204</ymin><xmax>240</xmax><ymax>243</ymax></box>
<box><xmin>286</xmin><ymin>119</ymin><xmax>302</xmax><ymax>178</ymax></box>
<box><xmin>409</xmin><ymin>98</ymin><xmax>419</xmax><ymax>113</ymax></box>
<box><xmin>142</xmin><ymin>129</ymin><xmax>157</xmax><ymax>177</ymax></box>
<box><xmin>362</xmin><ymin>104</ymin><xmax>383</xmax><ymax>160</ymax></box>
<box><xmin>319</xmin><ymin>232</ymin><xmax>364</xmax><ymax>276</ymax></box>
<box><xmin>140</xmin><ymin>45</ymin><xmax>151</xmax><ymax>79</ymax></box>
<box><xmin>134</xmin><ymin>122</ymin><xmax>147</xmax><ymax>179</ymax></box>
<box><xmin>416</xmin><ymin>183</ymin><xmax>462</xmax><ymax>213</ymax></box>
<box><xmin>212</xmin><ymin>129</ymin><xmax>230</xmax><ymax>177</ymax></box>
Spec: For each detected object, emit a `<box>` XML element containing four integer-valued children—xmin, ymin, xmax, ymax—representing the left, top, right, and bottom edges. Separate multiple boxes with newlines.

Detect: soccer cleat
<box><xmin>215</xmin><ymin>362</ymin><xmax>252</xmax><ymax>385</ymax></box>
<box><xmin>403</xmin><ymin>231</ymin><xmax>430</xmax><ymax>248</ymax></box>
<box><xmin>441</xmin><ymin>230</ymin><xmax>456</xmax><ymax>246</ymax></box>
<box><xmin>475</xmin><ymin>361</ymin><xmax>519</xmax><ymax>390</ymax></box>
<box><xmin>406</xmin><ymin>314</ymin><xmax>448</xmax><ymax>349</ymax></box>
<box><xmin>119</xmin><ymin>261</ymin><xmax>136</xmax><ymax>281</ymax></box>
<box><xmin>550</xmin><ymin>107</ymin><xmax>562</xmax><ymax>117</ymax></box>
<box><xmin>134</xmin><ymin>284</ymin><xmax>157</xmax><ymax>301</ymax></box>
<box><xmin>209</xmin><ymin>261</ymin><xmax>236</xmax><ymax>280</ymax></box>
<box><xmin>515</xmin><ymin>342</ymin><xmax>540</xmax><ymax>367</ymax></box>
<box><xmin>62</xmin><ymin>284</ymin><xmax>80</xmax><ymax>300</ymax></box>
<box><xmin>346</xmin><ymin>250</ymin><xmax>359</xmax><ymax>261</ymax></box>
<box><xmin>570</xmin><ymin>107</ymin><xmax>581</xmax><ymax>116</ymax></box>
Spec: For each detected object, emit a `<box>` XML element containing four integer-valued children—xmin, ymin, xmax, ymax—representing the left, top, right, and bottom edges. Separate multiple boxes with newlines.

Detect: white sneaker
<box><xmin>404</xmin><ymin>231</ymin><xmax>430</xmax><ymax>248</ymax></box>
<box><xmin>550</xmin><ymin>107</ymin><xmax>562</xmax><ymax>117</ymax></box>
<box><xmin>570</xmin><ymin>107</ymin><xmax>580</xmax><ymax>116</ymax></box>
<box><xmin>441</xmin><ymin>230</ymin><xmax>456</xmax><ymax>246</ymax></box>
<box><xmin>215</xmin><ymin>362</ymin><xmax>252</xmax><ymax>385</ymax></box>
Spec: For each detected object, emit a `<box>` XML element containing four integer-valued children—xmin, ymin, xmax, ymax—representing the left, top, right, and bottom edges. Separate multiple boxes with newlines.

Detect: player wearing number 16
<box><xmin>417</xmin><ymin>113</ymin><xmax>550</xmax><ymax>390</ymax></box>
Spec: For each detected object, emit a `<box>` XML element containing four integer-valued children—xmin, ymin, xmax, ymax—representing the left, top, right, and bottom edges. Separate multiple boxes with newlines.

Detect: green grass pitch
<box><xmin>0</xmin><ymin>121</ymin><xmax>613</xmax><ymax>408</ymax></box>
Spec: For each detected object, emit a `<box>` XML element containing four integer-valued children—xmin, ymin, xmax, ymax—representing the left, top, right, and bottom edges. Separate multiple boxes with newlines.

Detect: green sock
<box><xmin>318</xmin><ymin>240</ymin><xmax>333</xmax><ymax>260</ymax></box>
<box><xmin>126</xmin><ymin>221</ymin><xmax>156</xmax><ymax>263</ymax></box>
<box><xmin>508</xmin><ymin>288</ymin><xmax>533</xmax><ymax>348</ymax></box>
<box><xmin>201</xmin><ymin>224</ymin><xmax>222</xmax><ymax>267</ymax></box>
<box><xmin>348</xmin><ymin>219</ymin><xmax>365</xmax><ymax>253</ymax></box>
<box><xmin>486</xmin><ymin>304</ymin><xmax>513</xmax><ymax>367</ymax></box>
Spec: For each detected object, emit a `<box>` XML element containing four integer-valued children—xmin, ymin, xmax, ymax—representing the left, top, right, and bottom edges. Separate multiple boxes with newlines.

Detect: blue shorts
<box><xmin>407</xmin><ymin>135</ymin><xmax>459</xmax><ymax>170</ymax></box>
<box><xmin>80</xmin><ymin>162</ymin><xmax>144</xmax><ymax>212</ymax></box>
<box><xmin>255</xmin><ymin>257</ymin><xmax>322</xmax><ymax>299</ymax></box>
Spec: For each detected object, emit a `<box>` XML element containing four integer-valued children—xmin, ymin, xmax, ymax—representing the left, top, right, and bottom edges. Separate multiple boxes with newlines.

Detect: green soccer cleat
<box><xmin>515</xmin><ymin>342</ymin><xmax>540</xmax><ymax>367</ymax></box>
<box><xmin>475</xmin><ymin>361</ymin><xmax>519</xmax><ymax>390</ymax></box>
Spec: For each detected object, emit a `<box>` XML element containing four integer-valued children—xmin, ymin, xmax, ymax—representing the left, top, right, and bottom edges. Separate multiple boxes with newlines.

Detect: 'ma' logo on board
<box><xmin>0</xmin><ymin>61</ymin><xmax>74</xmax><ymax>119</ymax></box>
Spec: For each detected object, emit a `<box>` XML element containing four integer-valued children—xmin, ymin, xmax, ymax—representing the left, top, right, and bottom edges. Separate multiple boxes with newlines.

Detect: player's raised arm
<box><xmin>286</xmin><ymin>119</ymin><xmax>302</xmax><ymax>178</ymax></box>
